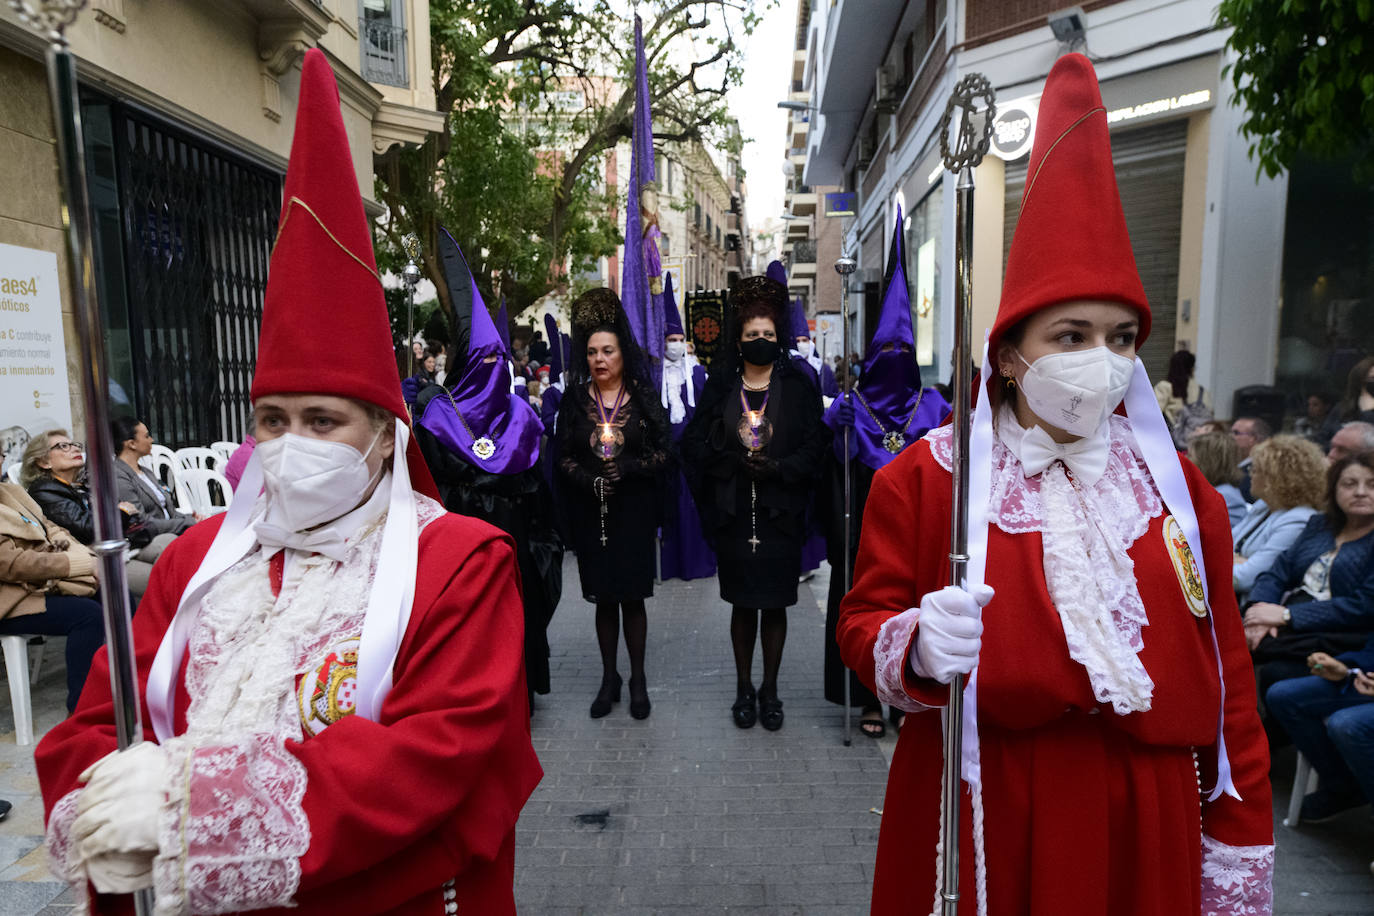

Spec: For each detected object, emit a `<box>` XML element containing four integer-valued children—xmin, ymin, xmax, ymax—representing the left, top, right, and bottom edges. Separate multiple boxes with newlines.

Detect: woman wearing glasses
<box><xmin>20</xmin><ymin>430</ymin><xmax>162</xmax><ymax>595</ymax></box>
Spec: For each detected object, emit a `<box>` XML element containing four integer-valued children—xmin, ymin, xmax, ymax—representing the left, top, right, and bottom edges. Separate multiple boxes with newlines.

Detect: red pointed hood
<box><xmin>251</xmin><ymin>48</ymin><xmax>435</xmax><ymax>496</ymax></box>
<box><xmin>991</xmin><ymin>53</ymin><xmax>1150</xmax><ymax>356</ymax></box>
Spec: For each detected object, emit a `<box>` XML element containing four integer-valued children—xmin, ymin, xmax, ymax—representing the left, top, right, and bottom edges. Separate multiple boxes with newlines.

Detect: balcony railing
<box><xmin>360</xmin><ymin>19</ymin><xmax>408</xmax><ymax>88</ymax></box>
<box><xmin>793</xmin><ymin>239</ymin><xmax>818</xmax><ymax>264</ymax></box>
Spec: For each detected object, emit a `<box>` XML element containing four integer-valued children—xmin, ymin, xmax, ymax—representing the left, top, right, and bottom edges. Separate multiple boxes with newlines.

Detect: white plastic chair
<box><xmin>210</xmin><ymin>440</ymin><xmax>238</xmax><ymax>464</ymax></box>
<box><xmin>4</xmin><ymin>463</ymin><xmax>20</xmax><ymax>485</ymax></box>
<box><xmin>1</xmin><ymin>634</ymin><xmax>44</xmax><ymax>746</ymax></box>
<box><xmin>142</xmin><ymin>444</ymin><xmax>178</xmax><ymax>490</ymax></box>
<box><xmin>179</xmin><ymin>468</ymin><xmax>233</xmax><ymax>516</ymax></box>
<box><xmin>1282</xmin><ymin>752</ymin><xmax>1319</xmax><ymax>828</ymax></box>
<box><xmin>174</xmin><ymin>446</ymin><xmax>222</xmax><ymax>473</ymax></box>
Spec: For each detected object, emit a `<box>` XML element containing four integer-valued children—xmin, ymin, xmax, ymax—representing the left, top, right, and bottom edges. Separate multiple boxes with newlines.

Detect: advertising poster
<box><xmin>915</xmin><ymin>238</ymin><xmax>936</xmax><ymax>366</ymax></box>
<box><xmin>0</xmin><ymin>243</ymin><xmax>72</xmax><ymax>474</ymax></box>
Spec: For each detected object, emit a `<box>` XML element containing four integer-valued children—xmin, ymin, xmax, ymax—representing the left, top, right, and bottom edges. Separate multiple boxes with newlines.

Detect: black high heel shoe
<box><xmin>628</xmin><ymin>676</ymin><xmax>651</xmax><ymax>719</ymax></box>
<box><xmin>590</xmin><ymin>672</ymin><xmax>622</xmax><ymax>719</ymax></box>
<box><xmin>732</xmin><ymin>684</ymin><xmax>757</xmax><ymax>729</ymax></box>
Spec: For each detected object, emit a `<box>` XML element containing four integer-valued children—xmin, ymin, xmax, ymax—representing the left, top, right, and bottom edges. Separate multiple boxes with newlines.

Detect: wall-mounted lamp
<box><xmin>1047</xmin><ymin>6</ymin><xmax>1087</xmax><ymax>46</ymax></box>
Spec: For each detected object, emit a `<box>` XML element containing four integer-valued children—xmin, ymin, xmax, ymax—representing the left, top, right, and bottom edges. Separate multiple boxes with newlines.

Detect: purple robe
<box><xmin>660</xmin><ymin>360</ymin><xmax>716</xmax><ymax>581</ymax></box>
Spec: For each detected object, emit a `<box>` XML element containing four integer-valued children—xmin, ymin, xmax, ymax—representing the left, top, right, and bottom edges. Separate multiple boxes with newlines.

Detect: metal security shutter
<box><xmin>1002</xmin><ymin>119</ymin><xmax>1187</xmax><ymax>380</ymax></box>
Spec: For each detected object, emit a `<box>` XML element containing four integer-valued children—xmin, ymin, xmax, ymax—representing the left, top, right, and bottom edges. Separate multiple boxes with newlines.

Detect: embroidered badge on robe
<box><xmin>297</xmin><ymin>637</ymin><xmax>359</xmax><ymax>737</ymax></box>
<box><xmin>1163</xmin><ymin>515</ymin><xmax>1208</xmax><ymax>618</ymax></box>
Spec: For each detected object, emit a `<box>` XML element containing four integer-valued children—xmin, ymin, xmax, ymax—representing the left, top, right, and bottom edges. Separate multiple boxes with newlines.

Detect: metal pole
<box><xmin>16</xmin><ymin>2</ymin><xmax>153</xmax><ymax>909</ymax></box>
<box><xmin>402</xmin><ymin>234</ymin><xmax>421</xmax><ymax>376</ymax></box>
<box><xmin>835</xmin><ymin>254</ymin><xmax>857</xmax><ymax>747</ymax></box>
<box><xmin>935</xmin><ymin>73</ymin><xmax>995</xmax><ymax>916</ymax></box>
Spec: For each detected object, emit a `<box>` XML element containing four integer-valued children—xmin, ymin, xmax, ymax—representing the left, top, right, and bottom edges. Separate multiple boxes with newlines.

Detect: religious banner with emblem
<box><xmin>684</xmin><ymin>288</ymin><xmax>728</xmax><ymax>367</ymax></box>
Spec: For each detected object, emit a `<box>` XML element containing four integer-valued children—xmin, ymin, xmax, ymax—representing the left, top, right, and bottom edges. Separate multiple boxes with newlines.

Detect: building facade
<box><xmin>802</xmin><ymin>0</ymin><xmax>1298</xmax><ymax>417</ymax></box>
<box><xmin>0</xmin><ymin>0</ymin><xmax>442</xmax><ymax>450</ymax></box>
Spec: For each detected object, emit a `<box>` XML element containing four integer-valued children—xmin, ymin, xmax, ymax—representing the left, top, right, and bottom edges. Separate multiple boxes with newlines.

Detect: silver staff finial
<box><xmin>7</xmin><ymin>0</ymin><xmax>88</xmax><ymax>41</ymax></box>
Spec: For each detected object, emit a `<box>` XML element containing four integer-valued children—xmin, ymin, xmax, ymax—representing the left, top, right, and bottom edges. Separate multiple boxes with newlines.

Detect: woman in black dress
<box><xmin>557</xmin><ymin>288</ymin><xmax>670</xmax><ymax>720</ymax></box>
<box><xmin>682</xmin><ymin>276</ymin><xmax>830</xmax><ymax>730</ymax></box>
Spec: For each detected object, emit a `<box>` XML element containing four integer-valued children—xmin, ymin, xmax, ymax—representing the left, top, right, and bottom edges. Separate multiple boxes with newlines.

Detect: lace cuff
<box><xmin>154</xmin><ymin>734</ymin><xmax>311</xmax><ymax>915</ymax></box>
<box><xmin>1200</xmin><ymin>834</ymin><xmax>1274</xmax><ymax>915</ymax></box>
<box><xmin>873</xmin><ymin>608</ymin><xmax>942</xmax><ymax>712</ymax></box>
<box><xmin>45</xmin><ymin>790</ymin><xmax>92</xmax><ymax>916</ymax></box>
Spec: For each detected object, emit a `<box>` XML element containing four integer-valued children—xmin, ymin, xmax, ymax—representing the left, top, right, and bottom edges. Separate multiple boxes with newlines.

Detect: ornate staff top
<box><xmin>939</xmin><ymin>73</ymin><xmax>996</xmax><ymax>173</ymax></box>
<box><xmin>7</xmin><ymin>0</ymin><xmax>88</xmax><ymax>41</ymax></box>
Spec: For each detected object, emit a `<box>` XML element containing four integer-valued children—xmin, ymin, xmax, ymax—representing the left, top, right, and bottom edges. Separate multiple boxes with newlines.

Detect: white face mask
<box><xmin>257</xmin><ymin>430</ymin><xmax>383</xmax><ymax>532</ymax></box>
<box><xmin>1016</xmin><ymin>346</ymin><xmax>1135</xmax><ymax>437</ymax></box>
<box><xmin>664</xmin><ymin>341</ymin><xmax>687</xmax><ymax>362</ymax></box>
<box><xmin>796</xmin><ymin>340</ymin><xmax>815</xmax><ymax>359</ymax></box>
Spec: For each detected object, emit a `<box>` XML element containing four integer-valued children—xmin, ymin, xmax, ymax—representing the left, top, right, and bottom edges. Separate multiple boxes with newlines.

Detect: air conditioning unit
<box><xmin>875</xmin><ymin>65</ymin><xmax>899</xmax><ymax>114</ymax></box>
<box><xmin>856</xmin><ymin>135</ymin><xmax>875</xmax><ymax>170</ymax></box>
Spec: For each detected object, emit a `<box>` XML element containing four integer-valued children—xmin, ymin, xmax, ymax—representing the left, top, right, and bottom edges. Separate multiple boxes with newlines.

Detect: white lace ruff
<box><xmin>928</xmin><ymin>415</ymin><xmax>1163</xmax><ymax>714</ymax></box>
<box><xmin>1200</xmin><ymin>834</ymin><xmax>1275</xmax><ymax>915</ymax></box>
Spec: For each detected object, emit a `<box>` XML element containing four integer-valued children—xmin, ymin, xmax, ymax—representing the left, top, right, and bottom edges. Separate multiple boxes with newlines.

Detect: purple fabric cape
<box><xmin>417</xmin><ymin>230</ymin><xmax>543</xmax><ymax>475</ymax></box>
<box><xmin>823</xmin><ymin>205</ymin><xmax>950</xmax><ymax>470</ymax></box>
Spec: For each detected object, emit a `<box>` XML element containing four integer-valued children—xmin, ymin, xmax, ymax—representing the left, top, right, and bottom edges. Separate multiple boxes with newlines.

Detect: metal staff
<box><xmin>835</xmin><ymin>253</ymin><xmax>857</xmax><ymax>747</ymax></box>
<box><xmin>8</xmin><ymin>1</ymin><xmax>151</xmax><ymax>911</ymax></box>
<box><xmin>935</xmin><ymin>73</ymin><xmax>995</xmax><ymax>916</ymax></box>
<box><xmin>402</xmin><ymin>233</ymin><xmax>422</xmax><ymax>376</ymax></box>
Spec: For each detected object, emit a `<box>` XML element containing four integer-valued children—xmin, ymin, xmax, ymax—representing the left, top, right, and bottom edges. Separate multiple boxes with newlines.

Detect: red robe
<box><xmin>36</xmin><ymin>510</ymin><xmax>542</xmax><ymax>915</ymax></box>
<box><xmin>837</xmin><ymin>436</ymin><xmax>1273</xmax><ymax>915</ymax></box>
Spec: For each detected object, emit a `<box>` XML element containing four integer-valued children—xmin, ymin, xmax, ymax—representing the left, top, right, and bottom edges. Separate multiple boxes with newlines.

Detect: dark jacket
<box><xmin>27</xmin><ymin>475</ymin><xmax>95</xmax><ymax>544</ymax></box>
<box><xmin>1248</xmin><ymin>515</ymin><xmax>1374</xmax><ymax>632</ymax></box>
<box><xmin>113</xmin><ymin>460</ymin><xmax>193</xmax><ymax>537</ymax></box>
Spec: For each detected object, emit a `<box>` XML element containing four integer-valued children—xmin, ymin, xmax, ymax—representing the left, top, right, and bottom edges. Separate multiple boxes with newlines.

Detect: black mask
<box><xmin>739</xmin><ymin>338</ymin><xmax>780</xmax><ymax>367</ymax></box>
<box><xmin>1365</xmin><ymin>380</ymin><xmax>1374</xmax><ymax>398</ymax></box>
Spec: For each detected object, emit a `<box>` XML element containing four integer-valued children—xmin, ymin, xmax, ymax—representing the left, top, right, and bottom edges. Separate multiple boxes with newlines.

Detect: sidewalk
<box><xmin>0</xmin><ymin>560</ymin><xmax>1371</xmax><ymax>913</ymax></box>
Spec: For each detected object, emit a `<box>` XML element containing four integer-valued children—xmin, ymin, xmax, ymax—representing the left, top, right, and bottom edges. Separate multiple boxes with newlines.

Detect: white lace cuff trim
<box><xmin>873</xmin><ymin>608</ymin><xmax>939</xmax><ymax>712</ymax></box>
<box><xmin>46</xmin><ymin>789</ymin><xmax>91</xmax><ymax>914</ymax></box>
<box><xmin>153</xmin><ymin>734</ymin><xmax>311</xmax><ymax>915</ymax></box>
<box><xmin>1200</xmin><ymin>834</ymin><xmax>1274</xmax><ymax>916</ymax></box>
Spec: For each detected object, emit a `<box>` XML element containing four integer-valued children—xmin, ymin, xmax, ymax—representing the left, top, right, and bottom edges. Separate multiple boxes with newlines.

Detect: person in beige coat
<box><xmin>0</xmin><ymin>482</ymin><xmax>106</xmax><ymax>712</ymax></box>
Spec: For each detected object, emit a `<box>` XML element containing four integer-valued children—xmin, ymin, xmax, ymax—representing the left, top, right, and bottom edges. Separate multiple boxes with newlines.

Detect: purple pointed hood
<box><xmin>495</xmin><ymin>295</ymin><xmax>511</xmax><ymax>354</ymax></box>
<box><xmin>789</xmin><ymin>296</ymin><xmax>810</xmax><ymax>341</ymax></box>
<box><xmin>664</xmin><ymin>273</ymin><xmax>685</xmax><ymax>337</ymax></box>
<box><xmin>766</xmin><ymin>259</ymin><xmax>788</xmax><ymax>288</ymax></box>
<box><xmin>824</xmin><ymin>206</ymin><xmax>948</xmax><ymax>470</ymax></box>
<box><xmin>416</xmin><ymin>229</ymin><xmax>542</xmax><ymax>474</ymax></box>
<box><xmin>544</xmin><ymin>313</ymin><xmax>563</xmax><ymax>377</ymax></box>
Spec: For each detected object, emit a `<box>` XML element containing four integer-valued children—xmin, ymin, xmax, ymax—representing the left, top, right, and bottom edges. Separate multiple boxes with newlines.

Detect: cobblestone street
<box><xmin>0</xmin><ymin>560</ymin><xmax>1371</xmax><ymax>913</ymax></box>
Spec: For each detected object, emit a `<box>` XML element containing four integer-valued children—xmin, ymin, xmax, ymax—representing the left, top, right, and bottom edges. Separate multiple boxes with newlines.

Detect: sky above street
<box><xmin>728</xmin><ymin>1</ymin><xmax>794</xmax><ymax>231</ymax></box>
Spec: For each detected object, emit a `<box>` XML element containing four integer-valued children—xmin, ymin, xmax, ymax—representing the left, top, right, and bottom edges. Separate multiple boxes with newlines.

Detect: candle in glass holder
<box><xmin>591</xmin><ymin>421</ymin><xmax>624</xmax><ymax>459</ymax></box>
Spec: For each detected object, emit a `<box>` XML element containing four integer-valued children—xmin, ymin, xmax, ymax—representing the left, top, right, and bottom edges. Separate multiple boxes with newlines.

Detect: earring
<box><xmin>1001</xmin><ymin>370</ymin><xmax>1017</xmax><ymax>390</ymax></box>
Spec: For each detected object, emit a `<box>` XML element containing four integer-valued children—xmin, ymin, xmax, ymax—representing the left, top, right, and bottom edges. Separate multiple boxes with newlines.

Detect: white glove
<box><xmin>85</xmin><ymin>850</ymin><xmax>154</xmax><ymax>894</ymax></box>
<box><xmin>72</xmin><ymin>742</ymin><xmax>167</xmax><ymax>859</ymax></box>
<box><xmin>910</xmin><ymin>584</ymin><xmax>994</xmax><ymax>684</ymax></box>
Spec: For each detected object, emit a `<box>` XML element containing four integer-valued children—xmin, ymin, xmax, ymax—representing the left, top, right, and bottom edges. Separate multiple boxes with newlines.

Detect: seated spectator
<box><xmin>1294</xmin><ymin>390</ymin><xmax>1341</xmax><ymax>449</ymax></box>
<box><xmin>20</xmin><ymin>430</ymin><xmax>165</xmax><ymax>596</ymax></box>
<box><xmin>1153</xmin><ymin>349</ymin><xmax>1212</xmax><ymax>447</ymax></box>
<box><xmin>1265</xmin><ymin>638</ymin><xmax>1374</xmax><ymax>822</ymax></box>
<box><xmin>111</xmin><ymin>416</ymin><xmax>193</xmax><ymax>539</ymax></box>
<box><xmin>1231</xmin><ymin>415</ymin><xmax>1271</xmax><ymax>501</ymax></box>
<box><xmin>1327</xmin><ymin>420</ymin><xmax>1374</xmax><ymax>464</ymax></box>
<box><xmin>1244</xmin><ymin>452</ymin><xmax>1374</xmax><ymax>695</ymax></box>
<box><xmin>0</xmin><ymin>482</ymin><xmax>105</xmax><ymax>712</ymax></box>
<box><xmin>1232</xmin><ymin>435</ymin><xmax>1325</xmax><ymax>599</ymax></box>
<box><xmin>1336</xmin><ymin>355</ymin><xmax>1374</xmax><ymax>424</ymax></box>
<box><xmin>1187</xmin><ymin>430</ymin><xmax>1248</xmax><ymax>526</ymax></box>
<box><xmin>1188</xmin><ymin>419</ymin><xmax>1228</xmax><ymax>443</ymax></box>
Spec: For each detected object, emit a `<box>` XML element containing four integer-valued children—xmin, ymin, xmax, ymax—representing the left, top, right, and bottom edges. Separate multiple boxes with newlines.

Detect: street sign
<box><xmin>824</xmin><ymin>191</ymin><xmax>857</xmax><ymax>218</ymax></box>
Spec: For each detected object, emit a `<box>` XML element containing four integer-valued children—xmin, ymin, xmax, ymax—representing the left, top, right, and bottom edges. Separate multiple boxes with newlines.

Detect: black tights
<box><xmin>595</xmin><ymin>600</ymin><xmax>647</xmax><ymax>682</ymax></box>
<box><xmin>731</xmin><ymin>606</ymin><xmax>786</xmax><ymax>693</ymax></box>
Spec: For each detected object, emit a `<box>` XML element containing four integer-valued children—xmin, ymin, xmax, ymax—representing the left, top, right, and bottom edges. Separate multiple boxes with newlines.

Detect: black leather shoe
<box><xmin>758</xmin><ymin>687</ymin><xmax>784</xmax><ymax>731</ymax></box>
<box><xmin>732</xmin><ymin>685</ymin><xmax>757</xmax><ymax>729</ymax></box>
<box><xmin>628</xmin><ymin>676</ymin><xmax>651</xmax><ymax>719</ymax></box>
<box><xmin>0</xmin><ymin>799</ymin><xmax>11</xmax><ymax>822</ymax></box>
<box><xmin>589</xmin><ymin>672</ymin><xmax>622</xmax><ymax>719</ymax></box>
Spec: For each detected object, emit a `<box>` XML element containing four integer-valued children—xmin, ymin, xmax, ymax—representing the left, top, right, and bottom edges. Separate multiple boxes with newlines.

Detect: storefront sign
<box><xmin>0</xmin><ymin>243</ymin><xmax>72</xmax><ymax>474</ymax></box>
<box><xmin>990</xmin><ymin>96</ymin><xmax>1040</xmax><ymax>161</ymax></box>
<box><xmin>1106</xmin><ymin>89</ymin><xmax>1211</xmax><ymax>124</ymax></box>
<box><xmin>824</xmin><ymin>191</ymin><xmax>857</xmax><ymax>218</ymax></box>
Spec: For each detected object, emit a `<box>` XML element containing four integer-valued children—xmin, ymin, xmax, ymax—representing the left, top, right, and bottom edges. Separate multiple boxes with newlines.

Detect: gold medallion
<box><xmin>1162</xmin><ymin>515</ymin><xmax>1208</xmax><ymax>618</ymax></box>
<box><xmin>882</xmin><ymin>431</ymin><xmax>906</xmax><ymax>454</ymax></box>
<box><xmin>472</xmin><ymin>436</ymin><xmax>496</xmax><ymax>460</ymax></box>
